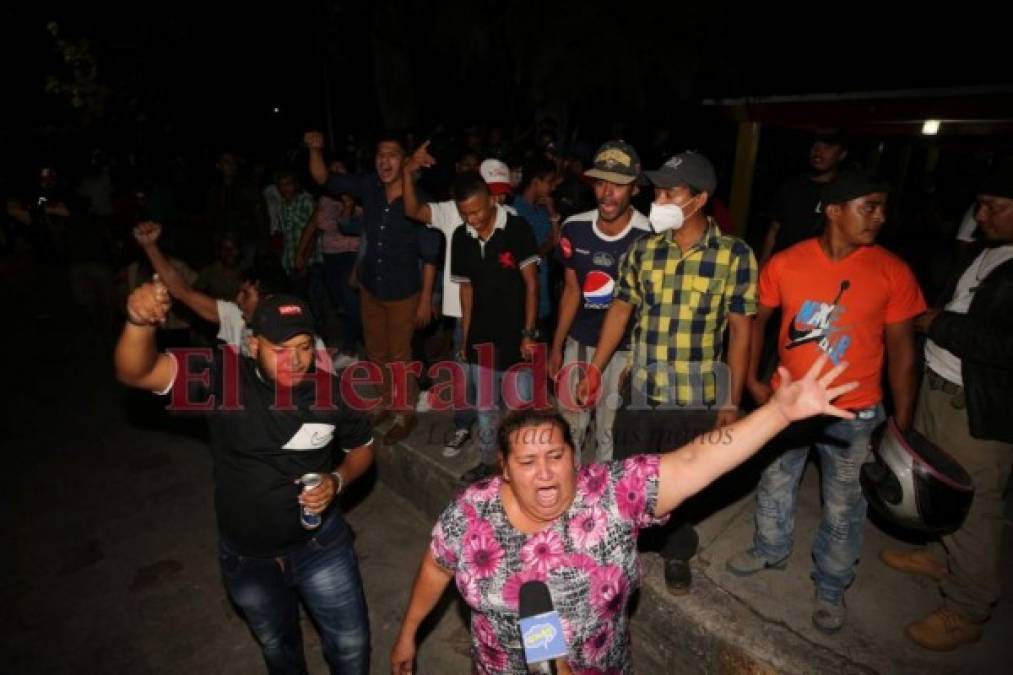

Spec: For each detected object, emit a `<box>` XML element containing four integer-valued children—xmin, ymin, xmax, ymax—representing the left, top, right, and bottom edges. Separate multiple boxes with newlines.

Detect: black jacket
<box><xmin>929</xmin><ymin>248</ymin><xmax>1013</xmax><ymax>443</ymax></box>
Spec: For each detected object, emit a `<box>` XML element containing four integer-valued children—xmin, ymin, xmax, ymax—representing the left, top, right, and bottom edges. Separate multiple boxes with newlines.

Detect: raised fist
<box><xmin>126</xmin><ymin>278</ymin><xmax>172</xmax><ymax>326</ymax></box>
<box><xmin>304</xmin><ymin>131</ymin><xmax>326</xmax><ymax>150</ymax></box>
<box><xmin>133</xmin><ymin>221</ymin><xmax>162</xmax><ymax>247</ymax></box>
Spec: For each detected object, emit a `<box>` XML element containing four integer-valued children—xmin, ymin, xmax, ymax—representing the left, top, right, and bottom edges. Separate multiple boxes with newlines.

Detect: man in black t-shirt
<box><xmin>759</xmin><ymin>130</ymin><xmax>849</xmax><ymax>266</ymax></box>
<box><xmin>449</xmin><ymin>172</ymin><xmax>540</xmax><ymax>483</ymax></box>
<box><xmin>115</xmin><ymin>285</ymin><xmax>374</xmax><ymax>674</ymax></box>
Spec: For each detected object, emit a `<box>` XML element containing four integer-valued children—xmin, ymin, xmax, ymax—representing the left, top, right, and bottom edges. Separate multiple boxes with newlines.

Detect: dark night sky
<box><xmin>3</xmin><ymin>1</ymin><xmax>1009</xmax><ymax>165</ymax></box>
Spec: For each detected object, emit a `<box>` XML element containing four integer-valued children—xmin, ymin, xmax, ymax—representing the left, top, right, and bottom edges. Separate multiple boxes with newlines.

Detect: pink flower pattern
<box><xmin>582</xmin><ymin>622</ymin><xmax>614</xmax><ymax>663</ymax></box>
<box><xmin>456</xmin><ymin>568</ymin><xmax>481</xmax><ymax>607</ymax></box>
<box><xmin>430</xmin><ymin>521</ymin><xmax>456</xmax><ymax>566</ymax></box>
<box><xmin>614</xmin><ymin>475</ymin><xmax>646</xmax><ymax>524</ymax></box>
<box><xmin>577</xmin><ymin>463</ymin><xmax>609</xmax><ymax>504</ymax></box>
<box><xmin>429</xmin><ymin>456</ymin><xmax>664</xmax><ymax>673</ymax></box>
<box><xmin>589</xmin><ymin>564</ymin><xmax>629</xmax><ymax>619</ymax></box>
<box><xmin>472</xmin><ymin>614</ymin><xmax>508</xmax><ymax>672</ymax></box>
<box><xmin>625</xmin><ymin>453</ymin><xmax>656</xmax><ymax>479</ymax></box>
<box><xmin>500</xmin><ymin>567</ymin><xmax>548</xmax><ymax>610</ymax></box>
<box><xmin>469</xmin><ymin>477</ymin><xmax>501</xmax><ymax>502</ymax></box>
<box><xmin>462</xmin><ymin>532</ymin><xmax>505</xmax><ymax>580</ymax></box>
<box><xmin>519</xmin><ymin>529</ymin><xmax>565</xmax><ymax>575</ymax></box>
<box><xmin>564</xmin><ymin>552</ymin><xmax>599</xmax><ymax>574</ymax></box>
<box><xmin>569</xmin><ymin>506</ymin><xmax>608</xmax><ymax>549</ymax></box>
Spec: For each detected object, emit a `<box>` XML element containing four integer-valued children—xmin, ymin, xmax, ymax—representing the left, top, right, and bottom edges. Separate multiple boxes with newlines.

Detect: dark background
<box><xmin>4</xmin><ymin>2</ymin><xmax>1010</xmax><ymax>159</ymax></box>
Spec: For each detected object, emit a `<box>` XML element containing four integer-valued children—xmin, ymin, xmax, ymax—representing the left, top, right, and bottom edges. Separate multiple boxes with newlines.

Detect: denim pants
<box><xmin>452</xmin><ymin>319</ymin><xmax>477</xmax><ymax>432</ymax></box>
<box><xmin>752</xmin><ymin>404</ymin><xmax>885</xmax><ymax>603</ymax></box>
<box><xmin>469</xmin><ymin>361</ymin><xmax>533</xmax><ymax>465</ymax></box>
<box><xmin>219</xmin><ymin>516</ymin><xmax>370</xmax><ymax>675</ymax></box>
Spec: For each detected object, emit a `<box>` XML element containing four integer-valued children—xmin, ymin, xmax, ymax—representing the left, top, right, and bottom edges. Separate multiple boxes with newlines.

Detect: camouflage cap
<box><xmin>583</xmin><ymin>140</ymin><xmax>641</xmax><ymax>185</ymax></box>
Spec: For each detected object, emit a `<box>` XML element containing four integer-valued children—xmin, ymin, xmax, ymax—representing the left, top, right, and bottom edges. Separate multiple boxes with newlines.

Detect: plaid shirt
<box><xmin>614</xmin><ymin>219</ymin><xmax>758</xmax><ymax>406</ymax></box>
<box><xmin>270</xmin><ymin>191</ymin><xmax>318</xmax><ymax>272</ymax></box>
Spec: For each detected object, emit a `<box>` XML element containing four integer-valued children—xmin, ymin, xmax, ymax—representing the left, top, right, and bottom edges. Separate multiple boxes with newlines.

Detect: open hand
<box><xmin>771</xmin><ymin>354</ymin><xmax>858</xmax><ymax>423</ymax></box>
<box><xmin>414</xmin><ymin>298</ymin><xmax>436</xmax><ymax>329</ymax></box>
<box><xmin>390</xmin><ymin>632</ymin><xmax>416</xmax><ymax>675</ymax></box>
<box><xmin>575</xmin><ymin>367</ymin><xmax>602</xmax><ymax>407</ymax></box>
<box><xmin>409</xmin><ymin>140</ymin><xmax>437</xmax><ymax>172</ymax></box>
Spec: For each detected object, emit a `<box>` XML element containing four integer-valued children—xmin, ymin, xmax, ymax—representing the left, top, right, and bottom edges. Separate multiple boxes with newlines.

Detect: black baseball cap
<box><xmin>822</xmin><ymin>169</ymin><xmax>890</xmax><ymax>205</ymax></box>
<box><xmin>248</xmin><ymin>294</ymin><xmax>316</xmax><ymax>344</ymax></box>
<box><xmin>643</xmin><ymin>151</ymin><xmax>717</xmax><ymax>195</ymax></box>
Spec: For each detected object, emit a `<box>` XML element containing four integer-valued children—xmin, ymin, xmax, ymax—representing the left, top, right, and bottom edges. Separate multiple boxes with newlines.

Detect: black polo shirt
<box><xmin>450</xmin><ymin>208</ymin><xmax>538</xmax><ymax>370</ymax></box>
<box><xmin>173</xmin><ymin>347</ymin><xmax>373</xmax><ymax>557</ymax></box>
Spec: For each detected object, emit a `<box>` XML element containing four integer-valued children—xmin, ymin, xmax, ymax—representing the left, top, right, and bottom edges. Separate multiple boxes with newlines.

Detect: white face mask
<box><xmin>649</xmin><ymin>202</ymin><xmax>686</xmax><ymax>233</ymax></box>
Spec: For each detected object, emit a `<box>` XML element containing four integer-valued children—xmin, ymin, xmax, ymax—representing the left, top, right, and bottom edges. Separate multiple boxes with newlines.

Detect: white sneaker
<box><xmin>442</xmin><ymin>428</ymin><xmax>472</xmax><ymax>457</ymax></box>
<box><xmin>416</xmin><ymin>389</ymin><xmax>435</xmax><ymax>413</ymax></box>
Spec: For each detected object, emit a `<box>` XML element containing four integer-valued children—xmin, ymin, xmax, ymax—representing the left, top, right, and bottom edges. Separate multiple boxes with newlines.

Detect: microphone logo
<box><xmin>523</xmin><ymin>622</ymin><xmax>558</xmax><ymax>651</ymax></box>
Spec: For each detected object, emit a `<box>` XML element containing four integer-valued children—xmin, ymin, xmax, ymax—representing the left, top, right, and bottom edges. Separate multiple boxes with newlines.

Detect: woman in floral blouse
<box><xmin>391</xmin><ymin>355</ymin><xmax>856</xmax><ymax>674</ymax></box>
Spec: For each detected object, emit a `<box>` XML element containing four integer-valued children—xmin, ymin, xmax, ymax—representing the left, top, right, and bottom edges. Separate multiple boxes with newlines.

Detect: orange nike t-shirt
<box><xmin>760</xmin><ymin>238</ymin><xmax>926</xmax><ymax>410</ymax></box>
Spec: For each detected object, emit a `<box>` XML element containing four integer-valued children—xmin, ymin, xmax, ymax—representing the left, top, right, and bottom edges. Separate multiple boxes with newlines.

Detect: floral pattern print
<box><xmin>430</xmin><ymin>456</ymin><xmax>668</xmax><ymax>674</ymax></box>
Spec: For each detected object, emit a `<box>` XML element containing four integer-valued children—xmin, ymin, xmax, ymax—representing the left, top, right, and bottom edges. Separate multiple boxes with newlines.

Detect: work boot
<box><xmin>663</xmin><ymin>558</ymin><xmax>692</xmax><ymax>596</ymax></box>
<box><xmin>382</xmin><ymin>414</ymin><xmax>417</xmax><ymax>445</ymax></box>
<box><xmin>726</xmin><ymin>549</ymin><xmax>788</xmax><ymax>577</ymax></box>
<box><xmin>880</xmin><ymin>548</ymin><xmax>947</xmax><ymax>582</ymax></box>
<box><xmin>812</xmin><ymin>596</ymin><xmax>846</xmax><ymax>634</ymax></box>
<box><xmin>906</xmin><ymin>607</ymin><xmax>983</xmax><ymax>651</ymax></box>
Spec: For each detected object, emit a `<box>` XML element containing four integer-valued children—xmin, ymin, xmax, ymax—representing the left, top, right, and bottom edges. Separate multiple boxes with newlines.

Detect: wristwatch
<box><xmin>521</xmin><ymin>327</ymin><xmax>542</xmax><ymax>340</ymax></box>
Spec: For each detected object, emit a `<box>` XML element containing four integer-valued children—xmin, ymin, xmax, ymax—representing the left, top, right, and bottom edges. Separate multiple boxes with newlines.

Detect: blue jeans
<box><xmin>752</xmin><ymin>405</ymin><xmax>884</xmax><ymax>603</ymax></box>
<box><xmin>452</xmin><ymin>319</ymin><xmax>476</xmax><ymax>432</ymax></box>
<box><xmin>469</xmin><ymin>361</ymin><xmax>533</xmax><ymax>465</ymax></box>
<box><xmin>219</xmin><ymin>516</ymin><xmax>370</xmax><ymax>675</ymax></box>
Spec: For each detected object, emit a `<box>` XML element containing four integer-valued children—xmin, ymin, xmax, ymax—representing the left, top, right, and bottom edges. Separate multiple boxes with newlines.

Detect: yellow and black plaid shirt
<box><xmin>614</xmin><ymin>219</ymin><xmax>758</xmax><ymax>406</ymax></box>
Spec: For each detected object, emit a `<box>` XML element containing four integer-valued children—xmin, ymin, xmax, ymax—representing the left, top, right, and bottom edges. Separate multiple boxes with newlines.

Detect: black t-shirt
<box><xmin>770</xmin><ymin>174</ymin><xmax>826</xmax><ymax>254</ymax></box>
<box><xmin>450</xmin><ymin>212</ymin><xmax>538</xmax><ymax>370</ymax></box>
<box><xmin>178</xmin><ymin>348</ymin><xmax>373</xmax><ymax>557</ymax></box>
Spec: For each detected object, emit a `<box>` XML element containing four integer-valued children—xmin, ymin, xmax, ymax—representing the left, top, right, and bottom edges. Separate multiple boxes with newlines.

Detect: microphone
<box><xmin>518</xmin><ymin>581</ymin><xmax>569</xmax><ymax>675</ymax></box>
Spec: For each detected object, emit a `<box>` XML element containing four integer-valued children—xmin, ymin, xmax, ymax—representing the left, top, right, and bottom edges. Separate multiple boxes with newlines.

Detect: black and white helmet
<box><xmin>860</xmin><ymin>418</ymin><xmax>974</xmax><ymax>535</ymax></box>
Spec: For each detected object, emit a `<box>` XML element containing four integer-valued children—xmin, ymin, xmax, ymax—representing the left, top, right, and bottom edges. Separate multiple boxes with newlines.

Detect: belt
<box><xmin>926</xmin><ymin>368</ymin><xmax>965</xmax><ymax>409</ymax></box>
<box><xmin>926</xmin><ymin>368</ymin><xmax>963</xmax><ymax>396</ymax></box>
<box><xmin>850</xmin><ymin>406</ymin><xmax>880</xmax><ymax>420</ymax></box>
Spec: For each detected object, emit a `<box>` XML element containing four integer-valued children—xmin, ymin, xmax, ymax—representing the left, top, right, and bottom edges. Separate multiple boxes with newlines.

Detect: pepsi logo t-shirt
<box><xmin>556</xmin><ymin>209</ymin><xmax>650</xmax><ymax>348</ymax></box>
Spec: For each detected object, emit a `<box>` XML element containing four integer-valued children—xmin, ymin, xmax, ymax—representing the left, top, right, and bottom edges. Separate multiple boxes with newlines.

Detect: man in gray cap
<box><xmin>578</xmin><ymin>150</ymin><xmax>758</xmax><ymax>595</ymax></box>
<box><xmin>881</xmin><ymin>162</ymin><xmax>1013</xmax><ymax>651</ymax></box>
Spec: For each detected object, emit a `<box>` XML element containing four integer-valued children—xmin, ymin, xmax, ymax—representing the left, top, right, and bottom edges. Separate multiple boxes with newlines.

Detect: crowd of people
<box><xmin>9</xmin><ymin>122</ymin><xmax>1011</xmax><ymax>673</ymax></box>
